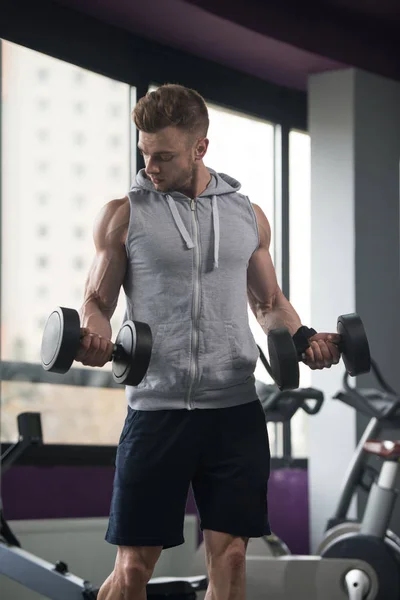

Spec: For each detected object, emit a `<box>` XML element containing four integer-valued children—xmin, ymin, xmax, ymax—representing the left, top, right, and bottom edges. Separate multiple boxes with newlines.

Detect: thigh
<box><xmin>193</xmin><ymin>400</ymin><xmax>271</xmax><ymax>538</ymax></box>
<box><xmin>106</xmin><ymin>407</ymin><xmax>197</xmax><ymax>549</ymax></box>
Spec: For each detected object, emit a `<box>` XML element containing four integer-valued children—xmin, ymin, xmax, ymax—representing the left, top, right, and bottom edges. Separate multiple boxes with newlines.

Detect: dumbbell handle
<box><xmin>299</xmin><ymin>314</ymin><xmax>370</xmax><ymax>378</ymax></box>
<box><xmin>79</xmin><ymin>329</ymin><xmax>125</xmax><ymax>363</ymax></box>
<box><xmin>112</xmin><ymin>343</ymin><xmax>128</xmax><ymax>361</ymax></box>
<box><xmin>299</xmin><ymin>337</ymin><xmax>344</xmax><ymax>360</ymax></box>
<box><xmin>301</xmin><ymin>334</ymin><xmax>345</xmax><ymax>357</ymax></box>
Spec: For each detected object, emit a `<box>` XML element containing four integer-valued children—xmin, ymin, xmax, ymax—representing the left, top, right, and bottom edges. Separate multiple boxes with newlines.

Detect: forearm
<box><xmin>251</xmin><ymin>289</ymin><xmax>302</xmax><ymax>337</ymax></box>
<box><xmin>79</xmin><ymin>297</ymin><xmax>113</xmax><ymax>340</ymax></box>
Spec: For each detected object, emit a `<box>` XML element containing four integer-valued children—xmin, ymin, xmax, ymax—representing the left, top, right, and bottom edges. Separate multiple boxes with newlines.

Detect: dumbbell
<box><xmin>40</xmin><ymin>307</ymin><xmax>152</xmax><ymax>386</ymax></box>
<box><xmin>267</xmin><ymin>313</ymin><xmax>371</xmax><ymax>391</ymax></box>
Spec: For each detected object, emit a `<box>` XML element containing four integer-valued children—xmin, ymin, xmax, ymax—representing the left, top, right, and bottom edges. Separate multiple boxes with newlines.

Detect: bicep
<box><xmin>247</xmin><ymin>245</ymin><xmax>279</xmax><ymax>309</ymax></box>
<box><xmin>83</xmin><ymin>199</ymin><xmax>129</xmax><ymax>316</ymax></box>
<box><xmin>247</xmin><ymin>203</ymin><xmax>280</xmax><ymax>308</ymax></box>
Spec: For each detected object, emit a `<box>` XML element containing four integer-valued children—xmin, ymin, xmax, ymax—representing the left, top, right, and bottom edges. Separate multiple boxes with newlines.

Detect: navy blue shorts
<box><xmin>105</xmin><ymin>399</ymin><xmax>271</xmax><ymax>549</ymax></box>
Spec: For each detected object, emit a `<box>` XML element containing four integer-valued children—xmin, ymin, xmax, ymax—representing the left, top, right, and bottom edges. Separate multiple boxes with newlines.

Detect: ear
<box><xmin>194</xmin><ymin>137</ymin><xmax>209</xmax><ymax>161</ymax></box>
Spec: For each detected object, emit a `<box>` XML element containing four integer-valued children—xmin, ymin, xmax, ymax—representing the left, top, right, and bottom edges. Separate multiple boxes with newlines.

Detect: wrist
<box><xmin>292</xmin><ymin>325</ymin><xmax>317</xmax><ymax>355</ymax></box>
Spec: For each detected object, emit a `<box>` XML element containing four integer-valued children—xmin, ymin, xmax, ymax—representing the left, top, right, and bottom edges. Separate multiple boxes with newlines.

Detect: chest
<box><xmin>128</xmin><ymin>196</ymin><xmax>258</xmax><ymax>272</ymax></box>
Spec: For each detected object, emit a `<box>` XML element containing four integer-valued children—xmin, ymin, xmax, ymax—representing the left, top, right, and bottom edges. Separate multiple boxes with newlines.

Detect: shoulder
<box><xmin>93</xmin><ymin>196</ymin><xmax>130</xmax><ymax>247</ymax></box>
<box><xmin>251</xmin><ymin>203</ymin><xmax>271</xmax><ymax>248</ymax></box>
<box><xmin>99</xmin><ymin>196</ymin><xmax>130</xmax><ymax>219</ymax></box>
<box><xmin>97</xmin><ymin>196</ymin><xmax>130</xmax><ymax>223</ymax></box>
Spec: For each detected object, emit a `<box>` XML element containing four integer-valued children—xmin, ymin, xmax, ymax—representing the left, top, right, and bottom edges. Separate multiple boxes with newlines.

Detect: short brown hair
<box><xmin>133</xmin><ymin>84</ymin><xmax>209</xmax><ymax>137</ymax></box>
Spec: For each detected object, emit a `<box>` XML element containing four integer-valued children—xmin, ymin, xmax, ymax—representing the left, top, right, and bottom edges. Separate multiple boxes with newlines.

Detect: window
<box><xmin>73</xmin><ymin>256</ymin><xmax>85</xmax><ymax>270</ymax></box>
<box><xmin>72</xmin><ymin>163</ymin><xmax>86</xmax><ymax>178</ymax></box>
<box><xmin>72</xmin><ymin>193</ymin><xmax>86</xmax><ymax>208</ymax></box>
<box><xmin>73</xmin><ymin>225</ymin><xmax>85</xmax><ymax>239</ymax></box>
<box><xmin>37</xmin><ymin>160</ymin><xmax>50</xmax><ymax>173</ymax></box>
<box><xmin>109</xmin><ymin>165</ymin><xmax>121</xmax><ymax>178</ymax></box>
<box><xmin>37</xmin><ymin>286</ymin><xmax>48</xmax><ymax>297</ymax></box>
<box><xmin>1</xmin><ymin>381</ymin><xmax>126</xmax><ymax>445</ymax></box>
<box><xmin>37</xmin><ymin>68</ymin><xmax>49</xmax><ymax>82</ymax></box>
<box><xmin>289</xmin><ymin>129</ymin><xmax>311</xmax><ymax>457</ymax></box>
<box><xmin>37</xmin><ymin>255</ymin><xmax>49</xmax><ymax>268</ymax></box>
<box><xmin>109</xmin><ymin>134</ymin><xmax>122</xmax><ymax>148</ymax></box>
<box><xmin>73</xmin><ymin>101</ymin><xmax>85</xmax><ymax>115</ymax></box>
<box><xmin>37</xmin><ymin>224</ymin><xmax>48</xmax><ymax>237</ymax></box>
<box><xmin>1</xmin><ymin>40</ymin><xmax>135</xmax><ymax>443</ymax></box>
<box><xmin>37</xmin><ymin>129</ymin><xmax>49</xmax><ymax>142</ymax></box>
<box><xmin>73</xmin><ymin>132</ymin><xmax>86</xmax><ymax>146</ymax></box>
<box><xmin>37</xmin><ymin>192</ymin><xmax>49</xmax><ymax>205</ymax></box>
<box><xmin>37</xmin><ymin>98</ymin><xmax>50</xmax><ymax>111</ymax></box>
<box><xmin>73</xmin><ymin>71</ymin><xmax>86</xmax><ymax>85</ymax></box>
<box><xmin>37</xmin><ymin>317</ymin><xmax>47</xmax><ymax>330</ymax></box>
<box><xmin>109</xmin><ymin>103</ymin><xmax>123</xmax><ymax>118</ymax></box>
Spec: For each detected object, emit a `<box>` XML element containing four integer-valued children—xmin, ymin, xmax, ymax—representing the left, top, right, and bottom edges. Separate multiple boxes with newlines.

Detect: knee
<box><xmin>123</xmin><ymin>560</ymin><xmax>152</xmax><ymax>590</ymax></box>
<box><xmin>116</xmin><ymin>548</ymin><xmax>157</xmax><ymax>593</ymax></box>
<box><xmin>224</xmin><ymin>545</ymin><xmax>246</xmax><ymax>573</ymax></box>
<box><xmin>210</xmin><ymin>540</ymin><xmax>246</xmax><ymax>576</ymax></box>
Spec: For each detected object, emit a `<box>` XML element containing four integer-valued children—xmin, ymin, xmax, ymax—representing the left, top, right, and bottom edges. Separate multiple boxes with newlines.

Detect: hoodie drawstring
<box><xmin>165</xmin><ymin>194</ymin><xmax>220</xmax><ymax>269</ymax></box>
<box><xmin>212</xmin><ymin>195</ymin><xmax>220</xmax><ymax>269</ymax></box>
<box><xmin>166</xmin><ymin>195</ymin><xmax>194</xmax><ymax>249</ymax></box>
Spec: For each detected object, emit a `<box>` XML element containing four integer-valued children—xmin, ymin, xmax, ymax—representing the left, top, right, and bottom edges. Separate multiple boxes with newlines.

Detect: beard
<box><xmin>166</xmin><ymin>161</ymin><xmax>197</xmax><ymax>195</ymax></box>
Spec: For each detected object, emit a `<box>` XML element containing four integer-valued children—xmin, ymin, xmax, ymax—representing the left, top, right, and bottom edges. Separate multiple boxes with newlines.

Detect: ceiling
<box><xmin>52</xmin><ymin>0</ymin><xmax>400</xmax><ymax>91</ymax></box>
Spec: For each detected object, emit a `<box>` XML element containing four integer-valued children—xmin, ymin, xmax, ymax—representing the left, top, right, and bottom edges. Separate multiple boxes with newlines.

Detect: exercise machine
<box><xmin>317</xmin><ymin>359</ymin><xmax>400</xmax><ymax>599</ymax></box>
<box><xmin>254</xmin><ymin>357</ymin><xmax>400</xmax><ymax>599</ymax></box>
<box><xmin>318</xmin><ymin>359</ymin><xmax>400</xmax><ymax>551</ymax></box>
<box><xmin>0</xmin><ymin>412</ymin><xmax>98</xmax><ymax>599</ymax></box>
<box><xmin>0</xmin><ymin>412</ymin><xmax>208</xmax><ymax>599</ymax></box>
<box><xmin>254</xmin><ymin>356</ymin><xmax>400</xmax><ymax>565</ymax></box>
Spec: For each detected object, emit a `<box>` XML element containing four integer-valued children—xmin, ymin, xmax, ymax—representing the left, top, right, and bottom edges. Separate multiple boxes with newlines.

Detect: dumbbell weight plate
<box><xmin>337</xmin><ymin>313</ymin><xmax>371</xmax><ymax>377</ymax></box>
<box><xmin>41</xmin><ymin>307</ymin><xmax>81</xmax><ymax>373</ymax></box>
<box><xmin>113</xmin><ymin>320</ymin><xmax>153</xmax><ymax>386</ymax></box>
<box><xmin>267</xmin><ymin>327</ymin><xmax>300</xmax><ymax>391</ymax></box>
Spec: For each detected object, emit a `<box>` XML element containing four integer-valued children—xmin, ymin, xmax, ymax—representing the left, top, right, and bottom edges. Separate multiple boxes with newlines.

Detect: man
<box><xmin>76</xmin><ymin>84</ymin><xmax>340</xmax><ymax>600</ymax></box>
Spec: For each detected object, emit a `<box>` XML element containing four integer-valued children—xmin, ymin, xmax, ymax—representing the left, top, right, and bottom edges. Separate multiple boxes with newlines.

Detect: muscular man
<box><xmin>77</xmin><ymin>84</ymin><xmax>340</xmax><ymax>600</ymax></box>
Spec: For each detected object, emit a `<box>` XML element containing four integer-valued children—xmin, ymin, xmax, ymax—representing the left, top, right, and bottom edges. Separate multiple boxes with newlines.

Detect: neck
<box><xmin>180</xmin><ymin>164</ymin><xmax>211</xmax><ymax>199</ymax></box>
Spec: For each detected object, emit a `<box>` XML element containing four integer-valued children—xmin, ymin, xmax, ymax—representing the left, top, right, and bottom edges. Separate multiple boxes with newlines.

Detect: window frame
<box><xmin>0</xmin><ymin>0</ymin><xmax>307</xmax><ymax>462</ymax></box>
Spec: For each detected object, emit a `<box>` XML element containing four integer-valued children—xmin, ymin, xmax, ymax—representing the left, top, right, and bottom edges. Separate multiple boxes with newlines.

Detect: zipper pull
<box><xmin>191</xmin><ymin>198</ymin><xmax>196</xmax><ymax>211</ymax></box>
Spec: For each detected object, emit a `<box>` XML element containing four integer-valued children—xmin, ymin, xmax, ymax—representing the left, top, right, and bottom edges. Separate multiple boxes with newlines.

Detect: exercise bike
<box><xmin>0</xmin><ymin>412</ymin><xmax>208</xmax><ymax>600</ymax></box>
<box><xmin>317</xmin><ymin>359</ymin><xmax>400</xmax><ymax>599</ymax></box>
<box><xmin>318</xmin><ymin>359</ymin><xmax>400</xmax><ymax>551</ymax></box>
<box><xmin>261</xmin><ymin>362</ymin><xmax>400</xmax><ymax>599</ymax></box>
<box><xmin>253</xmin><ymin>357</ymin><xmax>400</xmax><ymax>599</ymax></box>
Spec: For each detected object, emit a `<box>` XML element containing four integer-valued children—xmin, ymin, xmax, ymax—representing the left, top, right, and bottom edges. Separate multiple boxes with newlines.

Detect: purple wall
<box><xmin>268</xmin><ymin>468</ymin><xmax>310</xmax><ymax>555</ymax></box>
<box><xmin>2</xmin><ymin>465</ymin><xmax>309</xmax><ymax>554</ymax></box>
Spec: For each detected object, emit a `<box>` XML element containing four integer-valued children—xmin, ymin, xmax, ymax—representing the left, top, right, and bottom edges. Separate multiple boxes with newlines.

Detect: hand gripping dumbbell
<box><xmin>40</xmin><ymin>307</ymin><xmax>152</xmax><ymax>386</ymax></box>
<box><xmin>267</xmin><ymin>313</ymin><xmax>371</xmax><ymax>390</ymax></box>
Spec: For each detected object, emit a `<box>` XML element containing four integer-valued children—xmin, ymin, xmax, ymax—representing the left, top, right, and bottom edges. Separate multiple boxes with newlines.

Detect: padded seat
<box><xmin>364</xmin><ymin>440</ymin><xmax>400</xmax><ymax>458</ymax></box>
<box><xmin>147</xmin><ymin>575</ymin><xmax>208</xmax><ymax>598</ymax></box>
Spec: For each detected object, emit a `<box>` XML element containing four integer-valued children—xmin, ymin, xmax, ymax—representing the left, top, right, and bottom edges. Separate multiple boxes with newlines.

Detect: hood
<box><xmin>132</xmin><ymin>168</ymin><xmax>241</xmax><ymax>198</ymax></box>
<box><xmin>130</xmin><ymin>168</ymin><xmax>242</xmax><ymax>270</ymax></box>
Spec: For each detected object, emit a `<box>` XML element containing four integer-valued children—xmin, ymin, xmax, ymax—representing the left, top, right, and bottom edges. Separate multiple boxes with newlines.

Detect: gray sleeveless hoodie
<box><xmin>123</xmin><ymin>167</ymin><xmax>260</xmax><ymax>410</ymax></box>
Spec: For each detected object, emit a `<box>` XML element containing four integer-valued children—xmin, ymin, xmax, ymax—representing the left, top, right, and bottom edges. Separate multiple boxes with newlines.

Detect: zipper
<box><xmin>186</xmin><ymin>197</ymin><xmax>201</xmax><ymax>409</ymax></box>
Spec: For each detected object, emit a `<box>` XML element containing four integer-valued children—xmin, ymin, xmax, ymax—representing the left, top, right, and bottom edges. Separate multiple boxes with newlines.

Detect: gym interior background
<box><xmin>1</xmin><ymin>0</ymin><xmax>400</xmax><ymax>596</ymax></box>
